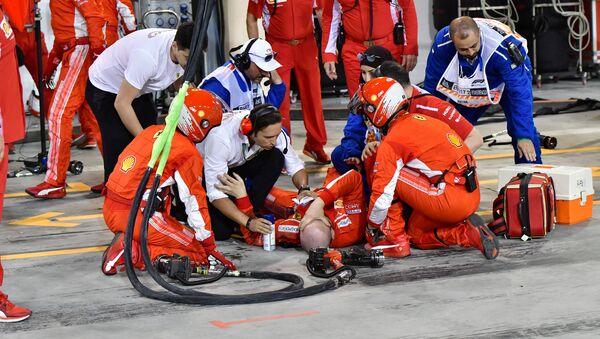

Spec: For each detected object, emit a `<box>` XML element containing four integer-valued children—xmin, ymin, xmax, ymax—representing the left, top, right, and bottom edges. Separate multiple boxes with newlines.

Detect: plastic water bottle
<box><xmin>262</xmin><ymin>214</ymin><xmax>276</xmax><ymax>251</ymax></box>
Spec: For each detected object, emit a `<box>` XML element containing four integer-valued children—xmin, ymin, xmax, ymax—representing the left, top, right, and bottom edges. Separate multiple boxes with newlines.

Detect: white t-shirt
<box><xmin>197</xmin><ymin>112</ymin><xmax>305</xmax><ymax>202</ymax></box>
<box><xmin>88</xmin><ymin>29</ymin><xmax>184</xmax><ymax>95</ymax></box>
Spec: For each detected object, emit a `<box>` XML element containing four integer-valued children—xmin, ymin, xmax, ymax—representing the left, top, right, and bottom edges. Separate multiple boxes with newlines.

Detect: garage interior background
<box><xmin>19</xmin><ymin>0</ymin><xmax>600</xmax><ymax>105</ymax></box>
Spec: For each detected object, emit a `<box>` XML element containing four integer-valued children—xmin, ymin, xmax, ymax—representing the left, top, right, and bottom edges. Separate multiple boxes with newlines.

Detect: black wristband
<box><xmin>245</xmin><ymin>218</ymin><xmax>253</xmax><ymax>229</ymax></box>
<box><xmin>298</xmin><ymin>185</ymin><xmax>310</xmax><ymax>194</ymax></box>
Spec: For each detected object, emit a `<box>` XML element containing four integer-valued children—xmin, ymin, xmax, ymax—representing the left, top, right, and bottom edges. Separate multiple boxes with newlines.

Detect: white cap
<box><xmin>245</xmin><ymin>38</ymin><xmax>282</xmax><ymax>72</ymax></box>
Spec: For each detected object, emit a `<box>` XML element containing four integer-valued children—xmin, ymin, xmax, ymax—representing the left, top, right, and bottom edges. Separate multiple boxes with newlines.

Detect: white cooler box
<box><xmin>498</xmin><ymin>165</ymin><xmax>594</xmax><ymax>225</ymax></box>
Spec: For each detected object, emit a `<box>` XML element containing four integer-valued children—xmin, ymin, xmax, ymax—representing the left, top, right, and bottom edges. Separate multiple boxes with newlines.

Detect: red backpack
<box><xmin>488</xmin><ymin>172</ymin><xmax>556</xmax><ymax>241</ymax></box>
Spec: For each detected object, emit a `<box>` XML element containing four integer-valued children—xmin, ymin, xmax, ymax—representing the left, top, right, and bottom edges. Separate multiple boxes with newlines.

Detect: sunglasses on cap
<box><xmin>357</xmin><ymin>53</ymin><xmax>383</xmax><ymax>63</ymax></box>
<box><xmin>250</xmin><ymin>51</ymin><xmax>279</xmax><ymax>63</ymax></box>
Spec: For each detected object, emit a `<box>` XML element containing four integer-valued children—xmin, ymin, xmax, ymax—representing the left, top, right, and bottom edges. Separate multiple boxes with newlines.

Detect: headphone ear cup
<box><xmin>242</xmin><ymin>54</ymin><xmax>251</xmax><ymax>70</ymax></box>
<box><xmin>240</xmin><ymin>117</ymin><xmax>253</xmax><ymax>135</ymax></box>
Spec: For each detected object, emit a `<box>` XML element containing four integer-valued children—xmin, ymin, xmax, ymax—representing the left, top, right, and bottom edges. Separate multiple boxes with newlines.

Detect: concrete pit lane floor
<box><xmin>1</xmin><ymin>80</ymin><xmax>600</xmax><ymax>338</ymax></box>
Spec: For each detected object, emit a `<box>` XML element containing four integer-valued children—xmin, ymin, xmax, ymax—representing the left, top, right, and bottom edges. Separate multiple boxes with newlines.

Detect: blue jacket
<box><xmin>331</xmin><ymin>113</ymin><xmax>368</xmax><ymax>174</ymax></box>
<box><xmin>200</xmin><ymin>61</ymin><xmax>286</xmax><ymax>110</ymax></box>
<box><xmin>424</xmin><ymin>26</ymin><xmax>535</xmax><ymax>141</ymax></box>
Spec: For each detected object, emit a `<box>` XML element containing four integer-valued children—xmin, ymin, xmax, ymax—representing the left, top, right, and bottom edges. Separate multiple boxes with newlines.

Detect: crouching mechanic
<box><xmin>101</xmin><ymin>88</ymin><xmax>236</xmax><ymax>275</ymax></box>
<box><xmin>355</xmin><ymin>77</ymin><xmax>499</xmax><ymax>259</ymax></box>
<box><xmin>215</xmin><ymin>168</ymin><xmax>366</xmax><ymax>251</ymax></box>
<box><xmin>334</xmin><ymin>60</ymin><xmax>483</xmax><ymax>176</ymax></box>
<box><xmin>198</xmin><ymin>104</ymin><xmax>310</xmax><ymax>241</ymax></box>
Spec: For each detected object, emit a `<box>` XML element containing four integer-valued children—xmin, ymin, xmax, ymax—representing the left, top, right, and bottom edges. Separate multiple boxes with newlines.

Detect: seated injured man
<box><xmin>353</xmin><ymin>77</ymin><xmax>499</xmax><ymax>259</ymax></box>
<box><xmin>101</xmin><ymin>88</ymin><xmax>236</xmax><ymax>275</ymax></box>
<box><xmin>215</xmin><ymin>167</ymin><xmax>367</xmax><ymax>251</ymax></box>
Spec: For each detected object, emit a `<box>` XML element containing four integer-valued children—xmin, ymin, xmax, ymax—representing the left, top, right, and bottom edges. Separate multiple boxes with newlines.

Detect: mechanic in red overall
<box><xmin>75</xmin><ymin>0</ymin><xmax>137</xmax><ymax>153</ymax></box>
<box><xmin>103</xmin><ymin>0</ymin><xmax>136</xmax><ymax>46</ymax></box>
<box><xmin>356</xmin><ymin>77</ymin><xmax>499</xmax><ymax>259</ymax></box>
<box><xmin>0</xmin><ymin>9</ymin><xmax>32</xmax><ymax>322</ymax></box>
<box><xmin>321</xmin><ymin>0</ymin><xmax>418</xmax><ymax>95</ymax></box>
<box><xmin>247</xmin><ymin>0</ymin><xmax>330</xmax><ymax>164</ymax></box>
<box><xmin>26</xmin><ymin>0</ymin><xmax>107</xmax><ymax>199</ymax></box>
<box><xmin>0</xmin><ymin>0</ymin><xmax>51</xmax><ymax>118</ymax></box>
<box><xmin>358</xmin><ymin>61</ymin><xmax>484</xmax><ymax>189</ymax></box>
<box><xmin>101</xmin><ymin>88</ymin><xmax>236</xmax><ymax>275</ymax></box>
<box><xmin>216</xmin><ymin>167</ymin><xmax>366</xmax><ymax>250</ymax></box>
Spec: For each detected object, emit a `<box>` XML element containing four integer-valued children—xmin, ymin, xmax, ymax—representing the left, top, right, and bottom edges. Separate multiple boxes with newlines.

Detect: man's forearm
<box><xmin>212</xmin><ymin>198</ymin><xmax>250</xmax><ymax>225</ymax></box>
<box><xmin>246</xmin><ymin>13</ymin><xmax>259</xmax><ymax>39</ymax></box>
<box><xmin>270</xmin><ymin>70</ymin><xmax>283</xmax><ymax>85</ymax></box>
<box><xmin>464</xmin><ymin>129</ymin><xmax>483</xmax><ymax>153</ymax></box>
<box><xmin>292</xmin><ymin>169</ymin><xmax>309</xmax><ymax>190</ymax></box>
<box><xmin>114</xmin><ymin>101</ymin><xmax>144</xmax><ymax>136</ymax></box>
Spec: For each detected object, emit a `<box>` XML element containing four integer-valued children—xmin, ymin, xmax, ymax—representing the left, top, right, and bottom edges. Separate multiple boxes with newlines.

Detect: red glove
<box><xmin>91</xmin><ymin>45</ymin><xmax>106</xmax><ymax>60</ymax></box>
<box><xmin>43</xmin><ymin>48</ymin><xmax>62</xmax><ymax>82</ymax></box>
<box><xmin>208</xmin><ymin>250</ymin><xmax>237</xmax><ymax>271</ymax></box>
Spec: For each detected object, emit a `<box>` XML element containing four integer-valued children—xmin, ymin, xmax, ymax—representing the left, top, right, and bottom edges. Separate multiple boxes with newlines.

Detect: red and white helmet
<box><xmin>357</xmin><ymin>77</ymin><xmax>408</xmax><ymax>128</ymax></box>
<box><xmin>177</xmin><ymin>88</ymin><xmax>223</xmax><ymax>143</ymax></box>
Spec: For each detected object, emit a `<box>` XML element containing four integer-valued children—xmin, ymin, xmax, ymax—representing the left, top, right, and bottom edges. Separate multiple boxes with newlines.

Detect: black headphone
<box><xmin>229</xmin><ymin>38</ymin><xmax>259</xmax><ymax>71</ymax></box>
<box><xmin>240</xmin><ymin>104</ymin><xmax>277</xmax><ymax>135</ymax></box>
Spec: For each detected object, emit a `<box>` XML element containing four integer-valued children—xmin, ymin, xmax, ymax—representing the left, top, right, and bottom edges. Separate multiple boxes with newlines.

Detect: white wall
<box><xmin>19</xmin><ymin>0</ymin><xmax>53</xmax><ymax>105</ymax></box>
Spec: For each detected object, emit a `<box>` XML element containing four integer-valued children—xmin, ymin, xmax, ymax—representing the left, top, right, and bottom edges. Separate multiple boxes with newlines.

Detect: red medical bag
<box><xmin>488</xmin><ymin>173</ymin><xmax>556</xmax><ymax>240</ymax></box>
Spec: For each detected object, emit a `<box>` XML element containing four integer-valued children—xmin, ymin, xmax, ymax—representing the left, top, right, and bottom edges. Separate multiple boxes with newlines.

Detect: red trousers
<box><xmin>269</xmin><ymin>36</ymin><xmax>327</xmax><ymax>149</ymax></box>
<box><xmin>390</xmin><ymin>169</ymin><xmax>480</xmax><ymax>247</ymax></box>
<box><xmin>78</xmin><ymin>103</ymin><xmax>104</xmax><ymax>152</ymax></box>
<box><xmin>103</xmin><ymin>197</ymin><xmax>208</xmax><ymax>265</ymax></box>
<box><xmin>0</xmin><ymin>149</ymin><xmax>5</xmax><ymax>289</ymax></box>
<box><xmin>341</xmin><ymin>37</ymin><xmax>405</xmax><ymax>95</ymax></box>
<box><xmin>0</xmin><ymin>147</ymin><xmax>8</xmax><ymax>222</ymax></box>
<box><xmin>44</xmin><ymin>45</ymin><xmax>102</xmax><ymax>186</ymax></box>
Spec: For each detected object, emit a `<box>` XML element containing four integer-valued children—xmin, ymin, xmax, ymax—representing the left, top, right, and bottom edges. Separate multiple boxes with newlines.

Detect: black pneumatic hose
<box><xmin>123</xmin><ymin>170</ymin><xmax>330</xmax><ymax>305</ymax></box>
<box><xmin>122</xmin><ymin>0</ymin><xmax>351</xmax><ymax>304</ymax></box>
<box><xmin>137</xmin><ymin>177</ymin><xmax>348</xmax><ymax>304</ymax></box>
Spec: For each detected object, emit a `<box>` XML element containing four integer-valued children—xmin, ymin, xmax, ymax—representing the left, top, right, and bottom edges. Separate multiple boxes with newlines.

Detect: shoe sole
<box><xmin>302</xmin><ymin>150</ymin><xmax>331</xmax><ymax>165</ymax></box>
<box><xmin>101</xmin><ymin>233</ymin><xmax>124</xmax><ymax>276</ymax></box>
<box><xmin>469</xmin><ymin>215</ymin><xmax>499</xmax><ymax>260</ymax></box>
<box><xmin>71</xmin><ymin>134</ymin><xmax>87</xmax><ymax>147</ymax></box>
<box><xmin>25</xmin><ymin>189</ymin><xmax>65</xmax><ymax>199</ymax></box>
<box><xmin>77</xmin><ymin>144</ymin><xmax>97</xmax><ymax>149</ymax></box>
<box><xmin>0</xmin><ymin>313</ymin><xmax>31</xmax><ymax>323</ymax></box>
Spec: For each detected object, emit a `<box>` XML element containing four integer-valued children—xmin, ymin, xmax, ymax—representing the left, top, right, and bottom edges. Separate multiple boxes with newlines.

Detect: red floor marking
<box><xmin>210</xmin><ymin>311</ymin><xmax>319</xmax><ymax>329</ymax></box>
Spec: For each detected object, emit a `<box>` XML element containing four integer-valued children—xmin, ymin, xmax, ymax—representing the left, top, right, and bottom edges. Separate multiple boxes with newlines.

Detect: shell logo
<box><xmin>120</xmin><ymin>155</ymin><xmax>136</xmax><ymax>173</ymax></box>
<box><xmin>447</xmin><ymin>133</ymin><xmax>463</xmax><ymax>148</ymax></box>
<box><xmin>413</xmin><ymin>114</ymin><xmax>427</xmax><ymax>121</ymax></box>
<box><xmin>2</xmin><ymin>21</ymin><xmax>12</xmax><ymax>38</ymax></box>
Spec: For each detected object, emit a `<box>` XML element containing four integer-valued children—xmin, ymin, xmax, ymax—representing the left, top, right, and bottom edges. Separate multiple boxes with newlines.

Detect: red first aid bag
<box><xmin>488</xmin><ymin>172</ymin><xmax>556</xmax><ymax>240</ymax></box>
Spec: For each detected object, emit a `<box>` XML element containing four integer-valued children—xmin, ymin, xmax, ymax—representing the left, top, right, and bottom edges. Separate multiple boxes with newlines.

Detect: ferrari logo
<box><xmin>120</xmin><ymin>155</ymin><xmax>136</xmax><ymax>173</ymax></box>
<box><xmin>413</xmin><ymin>114</ymin><xmax>427</xmax><ymax>121</ymax></box>
<box><xmin>447</xmin><ymin>133</ymin><xmax>463</xmax><ymax>148</ymax></box>
<box><xmin>153</xmin><ymin>129</ymin><xmax>164</xmax><ymax>139</ymax></box>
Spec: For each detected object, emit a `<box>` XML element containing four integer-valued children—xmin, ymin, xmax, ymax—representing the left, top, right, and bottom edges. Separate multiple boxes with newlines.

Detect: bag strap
<box><xmin>487</xmin><ymin>187</ymin><xmax>507</xmax><ymax>235</ymax></box>
<box><xmin>545</xmin><ymin>176</ymin><xmax>557</xmax><ymax>232</ymax></box>
<box><xmin>518</xmin><ymin>173</ymin><xmax>532</xmax><ymax>237</ymax></box>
